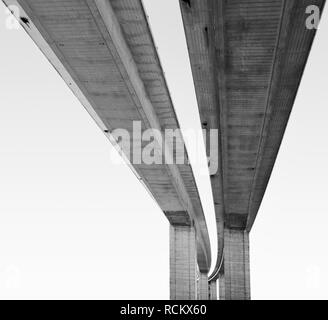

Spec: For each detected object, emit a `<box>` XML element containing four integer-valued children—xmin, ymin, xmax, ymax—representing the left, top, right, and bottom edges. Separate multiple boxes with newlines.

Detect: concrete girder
<box><xmin>2</xmin><ymin>0</ymin><xmax>212</xmax><ymax>276</ymax></box>
<box><xmin>180</xmin><ymin>0</ymin><xmax>326</xmax><ymax>287</ymax></box>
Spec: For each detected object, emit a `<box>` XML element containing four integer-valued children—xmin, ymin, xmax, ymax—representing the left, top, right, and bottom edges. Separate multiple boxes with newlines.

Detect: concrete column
<box><xmin>197</xmin><ymin>273</ymin><xmax>209</xmax><ymax>300</ymax></box>
<box><xmin>209</xmin><ymin>281</ymin><xmax>217</xmax><ymax>300</ymax></box>
<box><xmin>170</xmin><ymin>225</ymin><xmax>197</xmax><ymax>300</ymax></box>
<box><xmin>219</xmin><ymin>269</ymin><xmax>226</xmax><ymax>300</ymax></box>
<box><xmin>219</xmin><ymin>229</ymin><xmax>250</xmax><ymax>300</ymax></box>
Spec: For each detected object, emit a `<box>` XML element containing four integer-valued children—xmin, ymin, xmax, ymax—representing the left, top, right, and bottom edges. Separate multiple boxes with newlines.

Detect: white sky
<box><xmin>0</xmin><ymin>1</ymin><xmax>327</xmax><ymax>299</ymax></box>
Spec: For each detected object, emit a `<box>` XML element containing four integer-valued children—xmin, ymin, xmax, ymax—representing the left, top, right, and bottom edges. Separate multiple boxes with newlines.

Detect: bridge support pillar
<box><xmin>219</xmin><ymin>229</ymin><xmax>250</xmax><ymax>300</ymax></box>
<box><xmin>197</xmin><ymin>273</ymin><xmax>209</xmax><ymax>300</ymax></box>
<box><xmin>219</xmin><ymin>269</ymin><xmax>225</xmax><ymax>300</ymax></box>
<box><xmin>209</xmin><ymin>281</ymin><xmax>217</xmax><ymax>300</ymax></box>
<box><xmin>169</xmin><ymin>225</ymin><xmax>197</xmax><ymax>300</ymax></box>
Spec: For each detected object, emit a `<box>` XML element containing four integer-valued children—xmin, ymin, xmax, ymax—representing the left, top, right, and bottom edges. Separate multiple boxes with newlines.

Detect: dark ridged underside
<box><xmin>181</xmin><ymin>0</ymin><xmax>325</xmax><ymax>231</ymax></box>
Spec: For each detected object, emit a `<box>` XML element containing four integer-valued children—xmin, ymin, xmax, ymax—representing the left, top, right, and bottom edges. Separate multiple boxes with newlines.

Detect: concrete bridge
<box><xmin>180</xmin><ymin>0</ymin><xmax>325</xmax><ymax>299</ymax></box>
<box><xmin>2</xmin><ymin>0</ymin><xmax>325</xmax><ymax>300</ymax></box>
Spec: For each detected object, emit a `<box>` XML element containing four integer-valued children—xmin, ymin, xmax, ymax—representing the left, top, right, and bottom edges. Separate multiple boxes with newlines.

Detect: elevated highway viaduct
<box><xmin>2</xmin><ymin>0</ymin><xmax>212</xmax><ymax>299</ymax></box>
<box><xmin>180</xmin><ymin>0</ymin><xmax>325</xmax><ymax>299</ymax></box>
<box><xmin>3</xmin><ymin>0</ymin><xmax>326</xmax><ymax>300</ymax></box>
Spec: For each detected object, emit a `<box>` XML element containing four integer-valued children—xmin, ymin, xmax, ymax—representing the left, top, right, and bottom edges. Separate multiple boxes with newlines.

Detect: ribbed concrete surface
<box><xmin>197</xmin><ymin>273</ymin><xmax>209</xmax><ymax>300</ymax></box>
<box><xmin>181</xmin><ymin>0</ymin><xmax>325</xmax><ymax>229</ymax></box>
<box><xmin>181</xmin><ymin>0</ymin><xmax>325</xmax><ymax>281</ymax></box>
<box><xmin>170</xmin><ymin>225</ymin><xmax>197</xmax><ymax>300</ymax></box>
<box><xmin>220</xmin><ymin>229</ymin><xmax>250</xmax><ymax>300</ymax></box>
<box><xmin>209</xmin><ymin>281</ymin><xmax>217</xmax><ymax>300</ymax></box>
<box><xmin>3</xmin><ymin>0</ymin><xmax>212</xmax><ymax>270</ymax></box>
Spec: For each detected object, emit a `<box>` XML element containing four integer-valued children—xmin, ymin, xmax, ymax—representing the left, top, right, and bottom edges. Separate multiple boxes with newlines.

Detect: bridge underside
<box><xmin>2</xmin><ymin>0</ymin><xmax>325</xmax><ymax>300</ymax></box>
<box><xmin>181</xmin><ymin>0</ymin><xmax>325</xmax><ymax>299</ymax></box>
<box><xmin>2</xmin><ymin>0</ymin><xmax>212</xmax><ymax>299</ymax></box>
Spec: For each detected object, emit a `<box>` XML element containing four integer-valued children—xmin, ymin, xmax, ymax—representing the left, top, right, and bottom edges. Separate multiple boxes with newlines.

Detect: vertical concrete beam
<box><xmin>170</xmin><ymin>225</ymin><xmax>197</xmax><ymax>300</ymax></box>
<box><xmin>219</xmin><ymin>229</ymin><xmax>250</xmax><ymax>300</ymax></box>
<box><xmin>219</xmin><ymin>269</ymin><xmax>226</xmax><ymax>300</ymax></box>
<box><xmin>209</xmin><ymin>281</ymin><xmax>217</xmax><ymax>300</ymax></box>
<box><xmin>197</xmin><ymin>273</ymin><xmax>209</xmax><ymax>300</ymax></box>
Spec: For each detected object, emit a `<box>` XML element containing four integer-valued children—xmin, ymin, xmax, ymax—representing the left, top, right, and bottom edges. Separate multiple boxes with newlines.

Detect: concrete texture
<box><xmin>180</xmin><ymin>0</ymin><xmax>326</xmax><ymax>287</ymax></box>
<box><xmin>3</xmin><ymin>0</ymin><xmax>326</xmax><ymax>300</ymax></box>
<box><xmin>170</xmin><ymin>225</ymin><xmax>197</xmax><ymax>300</ymax></box>
<box><xmin>209</xmin><ymin>281</ymin><xmax>217</xmax><ymax>300</ymax></box>
<box><xmin>220</xmin><ymin>229</ymin><xmax>250</xmax><ymax>300</ymax></box>
<box><xmin>197</xmin><ymin>273</ymin><xmax>209</xmax><ymax>300</ymax></box>
<box><xmin>219</xmin><ymin>270</ymin><xmax>225</xmax><ymax>301</ymax></box>
<box><xmin>1</xmin><ymin>0</ymin><xmax>212</xmax><ymax>274</ymax></box>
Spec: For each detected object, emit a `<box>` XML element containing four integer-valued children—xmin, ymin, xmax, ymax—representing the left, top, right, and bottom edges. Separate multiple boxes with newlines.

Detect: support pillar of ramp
<box><xmin>209</xmin><ymin>281</ymin><xmax>217</xmax><ymax>300</ymax></box>
<box><xmin>169</xmin><ymin>225</ymin><xmax>197</xmax><ymax>300</ymax></box>
<box><xmin>219</xmin><ymin>267</ymin><xmax>225</xmax><ymax>300</ymax></box>
<box><xmin>219</xmin><ymin>229</ymin><xmax>250</xmax><ymax>300</ymax></box>
<box><xmin>197</xmin><ymin>273</ymin><xmax>209</xmax><ymax>300</ymax></box>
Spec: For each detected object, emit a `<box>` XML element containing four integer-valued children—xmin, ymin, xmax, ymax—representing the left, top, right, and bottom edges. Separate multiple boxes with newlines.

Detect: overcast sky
<box><xmin>0</xmin><ymin>1</ymin><xmax>327</xmax><ymax>299</ymax></box>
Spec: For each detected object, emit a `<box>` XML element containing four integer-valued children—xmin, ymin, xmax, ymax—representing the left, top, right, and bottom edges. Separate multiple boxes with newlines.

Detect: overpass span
<box><xmin>180</xmin><ymin>0</ymin><xmax>325</xmax><ymax>299</ymax></box>
<box><xmin>2</xmin><ymin>0</ymin><xmax>212</xmax><ymax>299</ymax></box>
<box><xmin>3</xmin><ymin>0</ymin><xmax>326</xmax><ymax>300</ymax></box>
